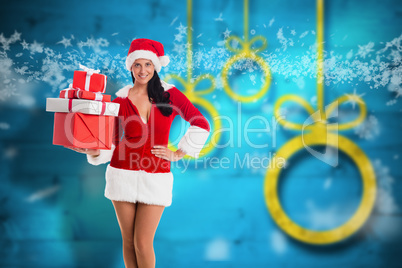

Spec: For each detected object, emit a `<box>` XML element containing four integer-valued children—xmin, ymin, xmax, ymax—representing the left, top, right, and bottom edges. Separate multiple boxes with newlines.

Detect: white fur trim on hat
<box><xmin>126</xmin><ymin>50</ymin><xmax>163</xmax><ymax>72</ymax></box>
<box><xmin>87</xmin><ymin>144</ymin><xmax>116</xmax><ymax>165</ymax></box>
<box><xmin>178</xmin><ymin>125</ymin><xmax>210</xmax><ymax>158</ymax></box>
<box><xmin>115</xmin><ymin>81</ymin><xmax>175</xmax><ymax>98</ymax></box>
<box><xmin>104</xmin><ymin>164</ymin><xmax>173</xmax><ymax>206</ymax></box>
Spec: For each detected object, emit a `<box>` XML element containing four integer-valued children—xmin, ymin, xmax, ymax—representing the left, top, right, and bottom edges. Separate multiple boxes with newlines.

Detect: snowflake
<box><xmin>174</xmin><ymin>33</ymin><xmax>184</xmax><ymax>42</ymax></box>
<box><xmin>223</xmin><ymin>28</ymin><xmax>231</xmax><ymax>39</ymax></box>
<box><xmin>354</xmin><ymin>115</ymin><xmax>380</xmax><ymax>140</ymax></box>
<box><xmin>172</xmin><ymin>43</ymin><xmax>186</xmax><ymax>54</ymax></box>
<box><xmin>41</xmin><ymin>58</ymin><xmax>66</xmax><ymax>91</ymax></box>
<box><xmin>343</xmin><ymin>88</ymin><xmax>366</xmax><ymax>109</ymax></box>
<box><xmin>176</xmin><ymin>23</ymin><xmax>187</xmax><ymax>35</ymax></box>
<box><xmin>377</xmin><ymin>34</ymin><xmax>402</xmax><ymax>54</ymax></box>
<box><xmin>57</xmin><ymin>36</ymin><xmax>72</xmax><ymax>48</ymax></box>
<box><xmin>77</xmin><ymin>37</ymin><xmax>109</xmax><ymax>54</ymax></box>
<box><xmin>0</xmin><ymin>31</ymin><xmax>21</xmax><ymax>51</ymax></box>
<box><xmin>276</xmin><ymin>28</ymin><xmax>294</xmax><ymax>51</ymax></box>
<box><xmin>97</xmin><ymin>38</ymin><xmax>108</xmax><ymax>47</ymax></box>
<box><xmin>357</xmin><ymin>42</ymin><xmax>374</xmax><ymax>58</ymax></box>
<box><xmin>20</xmin><ymin>40</ymin><xmax>29</xmax><ymax>50</ymax></box>
<box><xmin>249</xmin><ymin>74</ymin><xmax>256</xmax><ymax>85</ymax></box>
<box><xmin>386</xmin><ymin>99</ymin><xmax>397</xmax><ymax>106</ymax></box>
<box><xmin>214</xmin><ymin>13</ymin><xmax>223</xmax><ymax>21</ymax></box>
<box><xmin>44</xmin><ymin>47</ymin><xmax>55</xmax><ymax>57</ymax></box>
<box><xmin>390</xmin><ymin>49</ymin><xmax>401</xmax><ymax>65</ymax></box>
<box><xmin>14</xmin><ymin>66</ymin><xmax>29</xmax><ymax>75</ymax></box>
<box><xmin>373</xmin><ymin>159</ymin><xmax>399</xmax><ymax>214</ymax></box>
<box><xmin>0</xmin><ymin>84</ymin><xmax>18</xmax><ymax>100</ymax></box>
<box><xmin>388</xmin><ymin>84</ymin><xmax>402</xmax><ymax>99</ymax></box>
<box><xmin>299</xmin><ymin>31</ymin><xmax>308</xmax><ymax>39</ymax></box>
<box><xmin>29</xmin><ymin>40</ymin><xmax>44</xmax><ymax>54</ymax></box>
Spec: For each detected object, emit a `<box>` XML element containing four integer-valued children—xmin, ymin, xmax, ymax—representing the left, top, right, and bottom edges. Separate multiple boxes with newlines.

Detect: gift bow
<box><xmin>62</xmin><ymin>87</ymin><xmax>104</xmax><ymax>101</ymax></box>
<box><xmin>274</xmin><ymin>94</ymin><xmax>367</xmax><ymax>132</ymax></box>
<box><xmin>225</xmin><ymin>35</ymin><xmax>267</xmax><ymax>54</ymax></box>
<box><xmin>79</xmin><ymin>64</ymin><xmax>100</xmax><ymax>75</ymax></box>
<box><xmin>78</xmin><ymin>64</ymin><xmax>101</xmax><ymax>92</ymax></box>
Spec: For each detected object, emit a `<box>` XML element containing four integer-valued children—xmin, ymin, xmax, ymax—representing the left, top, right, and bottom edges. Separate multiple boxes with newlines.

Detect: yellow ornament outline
<box><xmin>264</xmin><ymin>0</ymin><xmax>377</xmax><ymax>244</ymax></box>
<box><xmin>221</xmin><ymin>0</ymin><xmax>272</xmax><ymax>102</ymax></box>
<box><xmin>265</xmin><ymin>131</ymin><xmax>376</xmax><ymax>244</ymax></box>
<box><xmin>164</xmin><ymin>0</ymin><xmax>222</xmax><ymax>158</ymax></box>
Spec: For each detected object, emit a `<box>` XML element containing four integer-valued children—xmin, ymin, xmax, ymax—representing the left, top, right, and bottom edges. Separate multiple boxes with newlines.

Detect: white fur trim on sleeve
<box><xmin>161</xmin><ymin>80</ymin><xmax>174</xmax><ymax>91</ymax></box>
<box><xmin>178</xmin><ymin>125</ymin><xmax>210</xmax><ymax>158</ymax></box>
<box><xmin>115</xmin><ymin>85</ymin><xmax>131</xmax><ymax>98</ymax></box>
<box><xmin>87</xmin><ymin>144</ymin><xmax>116</xmax><ymax>165</ymax></box>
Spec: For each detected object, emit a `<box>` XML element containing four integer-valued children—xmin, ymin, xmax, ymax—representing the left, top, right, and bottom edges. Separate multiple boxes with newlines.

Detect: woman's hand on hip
<box><xmin>65</xmin><ymin>146</ymin><xmax>100</xmax><ymax>157</ymax></box>
<box><xmin>151</xmin><ymin>145</ymin><xmax>186</xmax><ymax>161</ymax></box>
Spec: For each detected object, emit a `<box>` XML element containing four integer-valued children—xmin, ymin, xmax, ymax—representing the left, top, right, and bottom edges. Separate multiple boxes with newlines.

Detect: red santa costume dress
<box><xmin>86</xmin><ymin>39</ymin><xmax>210</xmax><ymax>207</ymax></box>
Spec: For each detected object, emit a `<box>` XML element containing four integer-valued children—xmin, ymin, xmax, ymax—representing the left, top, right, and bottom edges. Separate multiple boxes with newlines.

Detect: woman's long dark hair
<box><xmin>131</xmin><ymin>70</ymin><xmax>173</xmax><ymax>116</ymax></box>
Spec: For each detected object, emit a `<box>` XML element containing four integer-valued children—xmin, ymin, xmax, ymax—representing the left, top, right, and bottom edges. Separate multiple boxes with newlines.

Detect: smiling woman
<box><xmin>66</xmin><ymin>38</ymin><xmax>211</xmax><ymax>268</ymax></box>
<box><xmin>129</xmin><ymin>59</ymin><xmax>156</xmax><ymax>124</ymax></box>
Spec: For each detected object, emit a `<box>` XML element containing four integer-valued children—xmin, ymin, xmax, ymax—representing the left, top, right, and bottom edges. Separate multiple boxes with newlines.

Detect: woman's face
<box><xmin>131</xmin><ymin>59</ymin><xmax>155</xmax><ymax>85</ymax></box>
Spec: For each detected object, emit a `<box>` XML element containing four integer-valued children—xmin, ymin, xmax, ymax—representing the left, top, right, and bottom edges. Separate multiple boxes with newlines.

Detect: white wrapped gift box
<box><xmin>46</xmin><ymin>98</ymin><xmax>120</xmax><ymax>116</ymax></box>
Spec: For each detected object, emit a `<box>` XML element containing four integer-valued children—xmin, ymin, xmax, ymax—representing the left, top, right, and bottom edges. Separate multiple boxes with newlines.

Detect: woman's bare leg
<box><xmin>134</xmin><ymin>203</ymin><xmax>165</xmax><ymax>268</ymax></box>
<box><xmin>112</xmin><ymin>200</ymin><xmax>138</xmax><ymax>268</ymax></box>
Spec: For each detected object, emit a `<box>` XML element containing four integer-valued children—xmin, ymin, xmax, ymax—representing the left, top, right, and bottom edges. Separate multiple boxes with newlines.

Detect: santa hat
<box><xmin>125</xmin><ymin>38</ymin><xmax>170</xmax><ymax>72</ymax></box>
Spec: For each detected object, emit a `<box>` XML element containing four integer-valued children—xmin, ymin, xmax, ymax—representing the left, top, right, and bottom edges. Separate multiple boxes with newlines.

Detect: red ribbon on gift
<box><xmin>68</xmin><ymin>98</ymin><xmax>73</xmax><ymax>112</ymax></box>
<box><xmin>100</xmin><ymin>101</ymin><xmax>106</xmax><ymax>115</ymax></box>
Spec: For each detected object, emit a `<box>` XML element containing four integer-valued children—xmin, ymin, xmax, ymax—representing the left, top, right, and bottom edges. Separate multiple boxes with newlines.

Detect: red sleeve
<box><xmin>168</xmin><ymin>87</ymin><xmax>210</xmax><ymax>132</ymax></box>
<box><xmin>168</xmin><ymin>87</ymin><xmax>211</xmax><ymax>158</ymax></box>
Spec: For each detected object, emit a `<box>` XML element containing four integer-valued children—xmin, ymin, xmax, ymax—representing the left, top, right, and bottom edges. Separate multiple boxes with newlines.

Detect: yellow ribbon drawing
<box><xmin>264</xmin><ymin>0</ymin><xmax>376</xmax><ymax>244</ymax></box>
<box><xmin>221</xmin><ymin>0</ymin><xmax>271</xmax><ymax>102</ymax></box>
<box><xmin>165</xmin><ymin>0</ymin><xmax>221</xmax><ymax>158</ymax></box>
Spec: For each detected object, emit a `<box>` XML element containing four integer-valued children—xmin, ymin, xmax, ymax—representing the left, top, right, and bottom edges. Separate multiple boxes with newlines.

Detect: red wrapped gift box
<box><xmin>59</xmin><ymin>88</ymin><xmax>111</xmax><ymax>102</ymax></box>
<box><xmin>53</xmin><ymin>112</ymin><xmax>114</xmax><ymax>149</ymax></box>
<box><xmin>72</xmin><ymin>70</ymin><xmax>107</xmax><ymax>93</ymax></box>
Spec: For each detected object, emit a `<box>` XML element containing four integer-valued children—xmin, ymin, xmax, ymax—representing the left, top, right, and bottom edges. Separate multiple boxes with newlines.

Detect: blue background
<box><xmin>0</xmin><ymin>0</ymin><xmax>401</xmax><ymax>267</ymax></box>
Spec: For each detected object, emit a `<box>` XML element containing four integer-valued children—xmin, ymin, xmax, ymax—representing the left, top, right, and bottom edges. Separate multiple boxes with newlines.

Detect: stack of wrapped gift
<box><xmin>46</xmin><ymin>65</ymin><xmax>120</xmax><ymax>150</ymax></box>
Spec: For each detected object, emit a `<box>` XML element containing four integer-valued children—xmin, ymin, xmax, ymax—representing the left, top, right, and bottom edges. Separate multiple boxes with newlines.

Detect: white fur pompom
<box><xmin>159</xmin><ymin>55</ymin><xmax>170</xmax><ymax>67</ymax></box>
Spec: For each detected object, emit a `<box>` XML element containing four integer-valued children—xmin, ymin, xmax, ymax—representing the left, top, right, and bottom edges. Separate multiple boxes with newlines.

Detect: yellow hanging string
<box><xmin>244</xmin><ymin>0</ymin><xmax>249</xmax><ymax>42</ymax></box>
<box><xmin>164</xmin><ymin>0</ymin><xmax>221</xmax><ymax>158</ymax></box>
<box><xmin>317</xmin><ymin>0</ymin><xmax>325</xmax><ymax>119</ymax></box>
<box><xmin>187</xmin><ymin>0</ymin><xmax>193</xmax><ymax>80</ymax></box>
